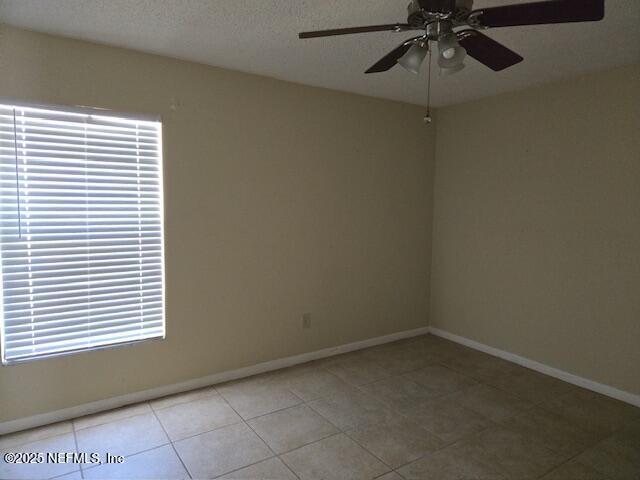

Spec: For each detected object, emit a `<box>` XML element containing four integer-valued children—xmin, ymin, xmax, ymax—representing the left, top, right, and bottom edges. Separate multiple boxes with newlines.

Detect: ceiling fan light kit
<box><xmin>437</xmin><ymin>32</ymin><xmax>467</xmax><ymax>74</ymax></box>
<box><xmin>398</xmin><ymin>41</ymin><xmax>430</xmax><ymax>74</ymax></box>
<box><xmin>298</xmin><ymin>0</ymin><xmax>605</xmax><ymax>75</ymax></box>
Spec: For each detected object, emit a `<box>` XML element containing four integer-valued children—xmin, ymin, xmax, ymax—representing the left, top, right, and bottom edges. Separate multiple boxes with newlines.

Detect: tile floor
<box><xmin>1</xmin><ymin>334</ymin><xmax>639</xmax><ymax>479</ymax></box>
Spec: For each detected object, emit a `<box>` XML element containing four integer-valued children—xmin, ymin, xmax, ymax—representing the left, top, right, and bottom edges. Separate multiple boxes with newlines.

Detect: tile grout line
<box><xmin>70</xmin><ymin>421</ymin><xmax>84</xmax><ymax>480</ymax></box>
<box><xmin>220</xmin><ymin>367</ymin><xmax>367</xmax><ymax>476</ymax></box>
<box><xmin>148</xmin><ymin>403</ymin><xmax>193</xmax><ymax>480</ymax></box>
<box><xmin>73</xmin><ymin>405</ymin><xmax>170</xmax><ymax>476</ymax></box>
<box><xmin>434</xmin><ymin>358</ymin><xmax>584</xmax><ymax>410</ymax></box>
<box><xmin>228</xmin><ymin>398</ymin><xmax>304</xmax><ymax>424</ymax></box>
<box><xmin>208</xmin><ymin>455</ymin><xmax>284</xmax><ymax>480</ymax></box>
<box><xmin>236</xmin><ymin>375</ymin><xmax>616</xmax><ymax>480</ymax></box>
<box><xmin>389</xmin><ymin>399</ymin><xmax>609</xmax><ymax>480</ymax></box>
<box><xmin>391</xmin><ymin>388</ymin><xmax>597</xmax><ymax>475</ymax></box>
<box><xmin>80</xmin><ymin>441</ymin><xmax>176</xmax><ymax>474</ymax></box>
<box><xmin>276</xmin><ymin>430</ymin><xmax>345</xmax><ymax>478</ymax></box>
<box><xmin>169</xmin><ymin>345</ymin><xmax>629</xmax><ymax>477</ymax></box>
<box><xmin>216</xmin><ymin>376</ymin><xmax>321</xmax><ymax>480</ymax></box>
<box><xmin>293</xmin><ymin>383</ymin><xmax>426</xmax><ymax>475</ymax></box>
<box><xmin>5</xmin><ymin>335</ymin><xmax>638</xmax><ymax>480</ymax></box>
<box><xmin>214</xmin><ymin>388</ymin><xmax>302</xmax><ymax>480</ymax></box>
<box><xmin>341</xmin><ymin>428</ymin><xmax>395</xmax><ymax>474</ymax></box>
<box><xmin>530</xmin><ymin>430</ymin><xmax>621</xmax><ymax>480</ymax></box>
<box><xmin>387</xmin><ymin>425</ymin><xmax>509</xmax><ymax>476</ymax></box>
<box><xmin>77</xmin><ymin>405</ymin><xmax>176</xmax><ymax>475</ymax></box>
<box><xmin>274</xmin><ymin>430</ymin><xmax>342</xmax><ymax>456</ymax></box>
<box><xmin>149</xmin><ymin>387</ymin><xmax>220</xmax><ymax>412</ymax></box>
<box><xmin>430</xmin><ymin>358</ymin><xmax>624</xmax><ymax>444</ymax></box>
<box><xmin>276</xmin><ymin>456</ymin><xmax>302</xmax><ymax>480</ymax></box>
<box><xmin>303</xmin><ymin>401</ymin><xmax>345</xmax><ymax>432</ymax></box>
<box><xmin>286</xmin><ymin>355</ymin><xmax>502</xmax><ymax>471</ymax></box>
<box><xmin>72</xmin><ymin>406</ymin><xmax>153</xmax><ymax>433</ymax></box>
<box><xmin>354</xmin><ymin>374</ymin><xmax>511</xmax><ymax>474</ymax></box>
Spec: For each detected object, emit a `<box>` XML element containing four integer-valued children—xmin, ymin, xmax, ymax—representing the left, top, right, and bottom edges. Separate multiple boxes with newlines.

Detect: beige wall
<box><xmin>2</xmin><ymin>23</ymin><xmax>636</xmax><ymax>425</ymax></box>
<box><xmin>0</xmin><ymin>26</ymin><xmax>436</xmax><ymax>423</ymax></box>
<box><xmin>431</xmin><ymin>64</ymin><xmax>640</xmax><ymax>396</ymax></box>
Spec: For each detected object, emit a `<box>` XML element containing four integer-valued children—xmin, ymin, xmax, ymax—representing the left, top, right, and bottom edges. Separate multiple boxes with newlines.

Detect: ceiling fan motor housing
<box><xmin>408</xmin><ymin>0</ymin><xmax>474</xmax><ymax>27</ymax></box>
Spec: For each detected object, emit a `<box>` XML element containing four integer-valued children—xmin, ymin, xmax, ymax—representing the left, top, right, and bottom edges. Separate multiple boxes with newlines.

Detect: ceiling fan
<box><xmin>298</xmin><ymin>0</ymin><xmax>605</xmax><ymax>75</ymax></box>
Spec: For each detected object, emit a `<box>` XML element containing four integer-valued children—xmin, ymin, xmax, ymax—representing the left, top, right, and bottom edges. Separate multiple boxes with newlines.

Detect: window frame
<box><xmin>0</xmin><ymin>99</ymin><xmax>166</xmax><ymax>365</ymax></box>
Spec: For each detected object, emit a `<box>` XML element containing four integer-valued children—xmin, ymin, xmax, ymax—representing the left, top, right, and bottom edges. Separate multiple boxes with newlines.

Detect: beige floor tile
<box><xmin>437</xmin><ymin>346</ymin><xmax>494</xmax><ymax>370</ymax></box>
<box><xmin>420</xmin><ymin>333</ymin><xmax>447</xmax><ymax>344</ymax></box>
<box><xmin>403</xmin><ymin>365</ymin><xmax>478</xmax><ymax>398</ymax></box>
<box><xmin>396</xmin><ymin>442</ymin><xmax>507</xmax><ymax>480</ymax></box>
<box><xmin>621</xmin><ymin>416</ymin><xmax>640</xmax><ymax>443</ymax></box>
<box><xmin>446</xmin><ymin>355</ymin><xmax>529</xmax><ymax>382</ymax></box>
<box><xmin>247</xmin><ymin>404</ymin><xmax>338</xmax><ymax>454</ymax></box>
<box><xmin>312</xmin><ymin>351</ymin><xmax>362</xmax><ymax>369</ymax></box>
<box><xmin>420</xmin><ymin>338</ymin><xmax>479</xmax><ymax>362</ymax></box>
<box><xmin>73</xmin><ymin>403</ymin><xmax>152</xmax><ymax>431</ymax></box>
<box><xmin>82</xmin><ymin>445</ymin><xmax>188</xmax><ymax>479</ymax></box>
<box><xmin>459</xmin><ymin>426</ymin><xmax>566</xmax><ymax>479</ymax></box>
<box><xmin>51</xmin><ymin>471</ymin><xmax>83</xmax><ymax>479</ymax></box>
<box><xmin>0</xmin><ymin>433</ymin><xmax>79</xmax><ymax>480</ymax></box>
<box><xmin>359</xmin><ymin>343</ymin><xmax>437</xmax><ymax>376</ymax></box>
<box><xmin>0</xmin><ymin>422</ymin><xmax>73</xmax><ymax>449</ymax></box>
<box><xmin>448</xmin><ymin>384</ymin><xmax>533</xmax><ymax>422</ymax></box>
<box><xmin>347</xmin><ymin>419</ymin><xmax>443</xmax><ymax>469</ymax></box>
<box><xmin>219</xmin><ymin>371</ymin><xmax>286</xmax><ymax>390</ymax></box>
<box><xmin>282</xmin><ymin>368</ymin><xmax>355</xmax><ymax>402</ymax></box>
<box><xmin>488</xmin><ymin>370</ymin><xmax>576</xmax><ymax>405</ymax></box>
<box><xmin>378</xmin><ymin>338</ymin><xmax>432</xmax><ymax>356</ymax></box>
<box><xmin>150</xmin><ymin>386</ymin><xmax>218</xmax><ymax>410</ymax></box>
<box><xmin>267</xmin><ymin>362</ymin><xmax>318</xmax><ymax>383</ymax></box>
<box><xmin>358</xmin><ymin>342</ymin><xmax>409</xmax><ymax>359</ymax></box>
<box><xmin>9</xmin><ymin>344</ymin><xmax>636</xmax><ymax>480</ymax></box>
<box><xmin>174</xmin><ymin>423</ymin><xmax>272</xmax><ymax>479</ymax></box>
<box><xmin>154</xmin><ymin>395</ymin><xmax>241</xmax><ymax>441</ymax></box>
<box><xmin>383</xmin><ymin>336</ymin><xmax>424</xmax><ymax>348</ymax></box>
<box><xmin>219</xmin><ymin>457</ymin><xmax>297</xmax><ymax>479</ymax></box>
<box><xmin>360</xmin><ymin>376</ymin><xmax>433</xmax><ymax>412</ymax></box>
<box><xmin>574</xmin><ymin>419</ymin><xmax>640</xmax><ymax>480</ymax></box>
<box><xmin>325</xmin><ymin>355</ymin><xmax>392</xmax><ymax>386</ymax></box>
<box><xmin>501</xmin><ymin>407</ymin><xmax>602</xmax><ymax>456</ymax></box>
<box><xmin>75</xmin><ymin>412</ymin><xmax>169</xmax><ymax>459</ymax></box>
<box><xmin>308</xmin><ymin>388</ymin><xmax>401</xmax><ymax>431</ymax></box>
<box><xmin>374</xmin><ymin>473</ymin><xmax>403</xmax><ymax>480</ymax></box>
<box><xmin>401</xmin><ymin>396</ymin><xmax>494</xmax><ymax>444</ymax></box>
<box><xmin>281</xmin><ymin>433</ymin><xmax>389</xmax><ymax>480</ymax></box>
<box><xmin>540</xmin><ymin>388</ymin><xmax>640</xmax><ymax>436</ymax></box>
<box><xmin>539</xmin><ymin>460</ymin><xmax>608</xmax><ymax>480</ymax></box>
<box><xmin>217</xmin><ymin>379</ymin><xmax>302</xmax><ymax>420</ymax></box>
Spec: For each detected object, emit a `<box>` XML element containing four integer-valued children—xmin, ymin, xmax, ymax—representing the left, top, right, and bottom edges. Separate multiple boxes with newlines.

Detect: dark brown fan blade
<box><xmin>471</xmin><ymin>0</ymin><xmax>604</xmax><ymax>28</ymax></box>
<box><xmin>299</xmin><ymin>24</ymin><xmax>410</xmax><ymax>39</ymax></box>
<box><xmin>365</xmin><ymin>41</ymin><xmax>413</xmax><ymax>74</ymax></box>
<box><xmin>458</xmin><ymin>30</ymin><xmax>523</xmax><ymax>71</ymax></box>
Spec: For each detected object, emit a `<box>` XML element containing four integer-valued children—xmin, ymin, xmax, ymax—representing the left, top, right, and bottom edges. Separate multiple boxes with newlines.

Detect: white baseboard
<box><xmin>0</xmin><ymin>326</ymin><xmax>429</xmax><ymax>435</ymax></box>
<box><xmin>428</xmin><ymin>327</ymin><xmax>640</xmax><ymax>408</ymax></box>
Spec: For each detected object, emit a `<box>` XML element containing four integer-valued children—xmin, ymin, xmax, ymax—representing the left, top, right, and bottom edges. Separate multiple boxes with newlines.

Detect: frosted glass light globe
<box><xmin>442</xmin><ymin>47</ymin><xmax>456</xmax><ymax>60</ymax></box>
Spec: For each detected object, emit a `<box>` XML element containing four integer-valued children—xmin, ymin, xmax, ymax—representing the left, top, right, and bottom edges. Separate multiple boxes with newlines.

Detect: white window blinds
<box><xmin>0</xmin><ymin>103</ymin><xmax>165</xmax><ymax>363</ymax></box>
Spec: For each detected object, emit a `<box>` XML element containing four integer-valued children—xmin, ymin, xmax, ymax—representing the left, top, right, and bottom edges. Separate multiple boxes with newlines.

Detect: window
<box><xmin>0</xmin><ymin>102</ymin><xmax>165</xmax><ymax>364</ymax></box>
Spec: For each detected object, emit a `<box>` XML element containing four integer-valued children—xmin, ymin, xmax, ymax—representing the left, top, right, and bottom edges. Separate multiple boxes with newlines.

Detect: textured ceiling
<box><xmin>0</xmin><ymin>0</ymin><xmax>638</xmax><ymax>106</ymax></box>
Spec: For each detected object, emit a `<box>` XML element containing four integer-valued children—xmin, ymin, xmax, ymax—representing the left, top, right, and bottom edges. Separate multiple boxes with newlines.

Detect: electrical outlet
<box><xmin>302</xmin><ymin>313</ymin><xmax>311</xmax><ymax>329</ymax></box>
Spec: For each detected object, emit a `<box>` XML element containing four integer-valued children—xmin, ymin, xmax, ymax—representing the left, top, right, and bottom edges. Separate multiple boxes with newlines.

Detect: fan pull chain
<box><xmin>424</xmin><ymin>46</ymin><xmax>433</xmax><ymax>124</ymax></box>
